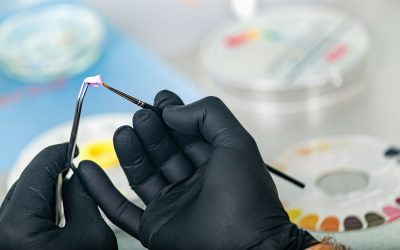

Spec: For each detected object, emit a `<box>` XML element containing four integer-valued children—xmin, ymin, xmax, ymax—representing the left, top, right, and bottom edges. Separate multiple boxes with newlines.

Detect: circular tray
<box><xmin>273</xmin><ymin>135</ymin><xmax>400</xmax><ymax>232</ymax></box>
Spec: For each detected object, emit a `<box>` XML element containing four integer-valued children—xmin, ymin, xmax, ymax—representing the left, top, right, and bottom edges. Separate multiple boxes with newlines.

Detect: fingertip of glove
<box><xmin>76</xmin><ymin>160</ymin><xmax>108</xmax><ymax>187</ymax></box>
<box><xmin>114</xmin><ymin>125</ymin><xmax>133</xmax><ymax>144</ymax></box>
<box><xmin>77</xmin><ymin>160</ymin><xmax>101</xmax><ymax>175</ymax></box>
<box><xmin>154</xmin><ymin>89</ymin><xmax>183</xmax><ymax>109</ymax></box>
<box><xmin>133</xmin><ymin>109</ymin><xmax>155</xmax><ymax>123</ymax></box>
<box><xmin>154</xmin><ymin>89</ymin><xmax>172</xmax><ymax>102</ymax></box>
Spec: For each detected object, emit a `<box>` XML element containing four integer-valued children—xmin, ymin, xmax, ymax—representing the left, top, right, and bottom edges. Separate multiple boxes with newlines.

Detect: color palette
<box><xmin>274</xmin><ymin>135</ymin><xmax>400</xmax><ymax>233</ymax></box>
<box><xmin>201</xmin><ymin>5</ymin><xmax>371</xmax><ymax>110</ymax></box>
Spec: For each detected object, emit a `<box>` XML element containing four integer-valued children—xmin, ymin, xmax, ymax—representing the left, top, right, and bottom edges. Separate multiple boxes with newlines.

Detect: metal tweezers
<box><xmin>55</xmin><ymin>82</ymin><xmax>88</xmax><ymax>224</ymax></box>
<box><xmin>66</xmin><ymin>82</ymin><xmax>89</xmax><ymax>170</ymax></box>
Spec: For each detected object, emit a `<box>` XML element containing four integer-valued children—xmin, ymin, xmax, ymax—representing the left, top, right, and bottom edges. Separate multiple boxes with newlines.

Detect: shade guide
<box><xmin>319</xmin><ymin>216</ymin><xmax>340</xmax><ymax>232</ymax></box>
<box><xmin>298</xmin><ymin>214</ymin><xmax>319</xmax><ymax>230</ymax></box>
<box><xmin>365</xmin><ymin>212</ymin><xmax>385</xmax><ymax>228</ymax></box>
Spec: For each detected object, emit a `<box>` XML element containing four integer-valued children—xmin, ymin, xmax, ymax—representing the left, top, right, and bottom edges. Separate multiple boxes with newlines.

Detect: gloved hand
<box><xmin>77</xmin><ymin>91</ymin><xmax>318</xmax><ymax>250</ymax></box>
<box><xmin>0</xmin><ymin>143</ymin><xmax>117</xmax><ymax>250</ymax></box>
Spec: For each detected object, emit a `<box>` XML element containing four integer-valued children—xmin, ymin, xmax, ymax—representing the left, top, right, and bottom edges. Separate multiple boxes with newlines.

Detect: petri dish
<box><xmin>0</xmin><ymin>4</ymin><xmax>105</xmax><ymax>83</ymax></box>
<box><xmin>201</xmin><ymin>5</ymin><xmax>371</xmax><ymax>112</ymax></box>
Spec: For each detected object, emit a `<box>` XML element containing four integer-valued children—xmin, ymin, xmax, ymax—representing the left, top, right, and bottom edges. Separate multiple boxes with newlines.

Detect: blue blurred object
<box><xmin>0</xmin><ymin>4</ymin><xmax>202</xmax><ymax>171</ymax></box>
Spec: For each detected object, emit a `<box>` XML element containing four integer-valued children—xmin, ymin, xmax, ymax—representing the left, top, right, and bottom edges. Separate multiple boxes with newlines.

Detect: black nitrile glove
<box><xmin>77</xmin><ymin>91</ymin><xmax>318</xmax><ymax>250</ymax></box>
<box><xmin>0</xmin><ymin>143</ymin><xmax>117</xmax><ymax>250</ymax></box>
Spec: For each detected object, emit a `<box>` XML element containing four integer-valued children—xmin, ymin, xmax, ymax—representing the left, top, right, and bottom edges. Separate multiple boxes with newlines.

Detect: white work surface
<box><xmin>5</xmin><ymin>0</ymin><xmax>396</xmax><ymax>249</ymax></box>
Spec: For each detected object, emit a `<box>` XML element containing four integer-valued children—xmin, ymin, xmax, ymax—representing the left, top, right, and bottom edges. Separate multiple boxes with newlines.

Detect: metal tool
<box><xmin>66</xmin><ymin>82</ymin><xmax>89</xmax><ymax>171</ymax></box>
<box><xmin>55</xmin><ymin>82</ymin><xmax>89</xmax><ymax>224</ymax></box>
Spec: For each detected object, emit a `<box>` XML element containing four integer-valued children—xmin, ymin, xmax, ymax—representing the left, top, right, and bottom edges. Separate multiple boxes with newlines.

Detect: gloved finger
<box><xmin>61</xmin><ymin>174</ymin><xmax>118</xmax><ymax>250</ymax></box>
<box><xmin>153</xmin><ymin>90</ymin><xmax>212</xmax><ymax>167</ymax></box>
<box><xmin>0</xmin><ymin>180</ymin><xmax>18</xmax><ymax>214</ymax></box>
<box><xmin>153</xmin><ymin>89</ymin><xmax>184</xmax><ymax>109</ymax></box>
<box><xmin>114</xmin><ymin>126</ymin><xmax>168</xmax><ymax>204</ymax></box>
<box><xmin>163</xmin><ymin>96</ymin><xmax>251</xmax><ymax>149</ymax></box>
<box><xmin>77</xmin><ymin>160</ymin><xmax>144</xmax><ymax>239</ymax></box>
<box><xmin>6</xmin><ymin>143</ymin><xmax>70</xmax><ymax>219</ymax></box>
<box><xmin>133</xmin><ymin>109</ymin><xmax>194</xmax><ymax>184</ymax></box>
<box><xmin>153</xmin><ymin>90</ymin><xmax>195</xmax><ymax>146</ymax></box>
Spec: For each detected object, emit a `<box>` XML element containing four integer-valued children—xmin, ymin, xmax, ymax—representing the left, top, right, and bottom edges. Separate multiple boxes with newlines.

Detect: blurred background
<box><xmin>0</xmin><ymin>0</ymin><xmax>400</xmax><ymax>249</ymax></box>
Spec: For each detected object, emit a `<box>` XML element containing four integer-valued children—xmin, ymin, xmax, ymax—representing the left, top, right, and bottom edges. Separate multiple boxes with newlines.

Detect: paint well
<box><xmin>383</xmin><ymin>206</ymin><xmax>400</xmax><ymax>222</ymax></box>
<box><xmin>319</xmin><ymin>216</ymin><xmax>339</xmax><ymax>232</ymax></box>
<box><xmin>288</xmin><ymin>209</ymin><xmax>302</xmax><ymax>222</ymax></box>
<box><xmin>297</xmin><ymin>147</ymin><xmax>312</xmax><ymax>156</ymax></box>
<box><xmin>344</xmin><ymin>216</ymin><xmax>363</xmax><ymax>231</ymax></box>
<box><xmin>316</xmin><ymin>143</ymin><xmax>331</xmax><ymax>151</ymax></box>
<box><xmin>384</xmin><ymin>147</ymin><xmax>400</xmax><ymax>158</ymax></box>
<box><xmin>298</xmin><ymin>214</ymin><xmax>319</xmax><ymax>230</ymax></box>
<box><xmin>365</xmin><ymin>212</ymin><xmax>385</xmax><ymax>228</ymax></box>
<box><xmin>80</xmin><ymin>140</ymin><xmax>119</xmax><ymax>169</ymax></box>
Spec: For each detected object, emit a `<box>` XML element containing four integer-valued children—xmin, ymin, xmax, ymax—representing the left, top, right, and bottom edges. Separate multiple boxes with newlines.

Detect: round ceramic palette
<box><xmin>201</xmin><ymin>5</ymin><xmax>370</xmax><ymax>104</ymax></box>
<box><xmin>7</xmin><ymin>113</ymin><xmax>144</xmax><ymax>209</ymax></box>
<box><xmin>273</xmin><ymin>135</ymin><xmax>400</xmax><ymax>232</ymax></box>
